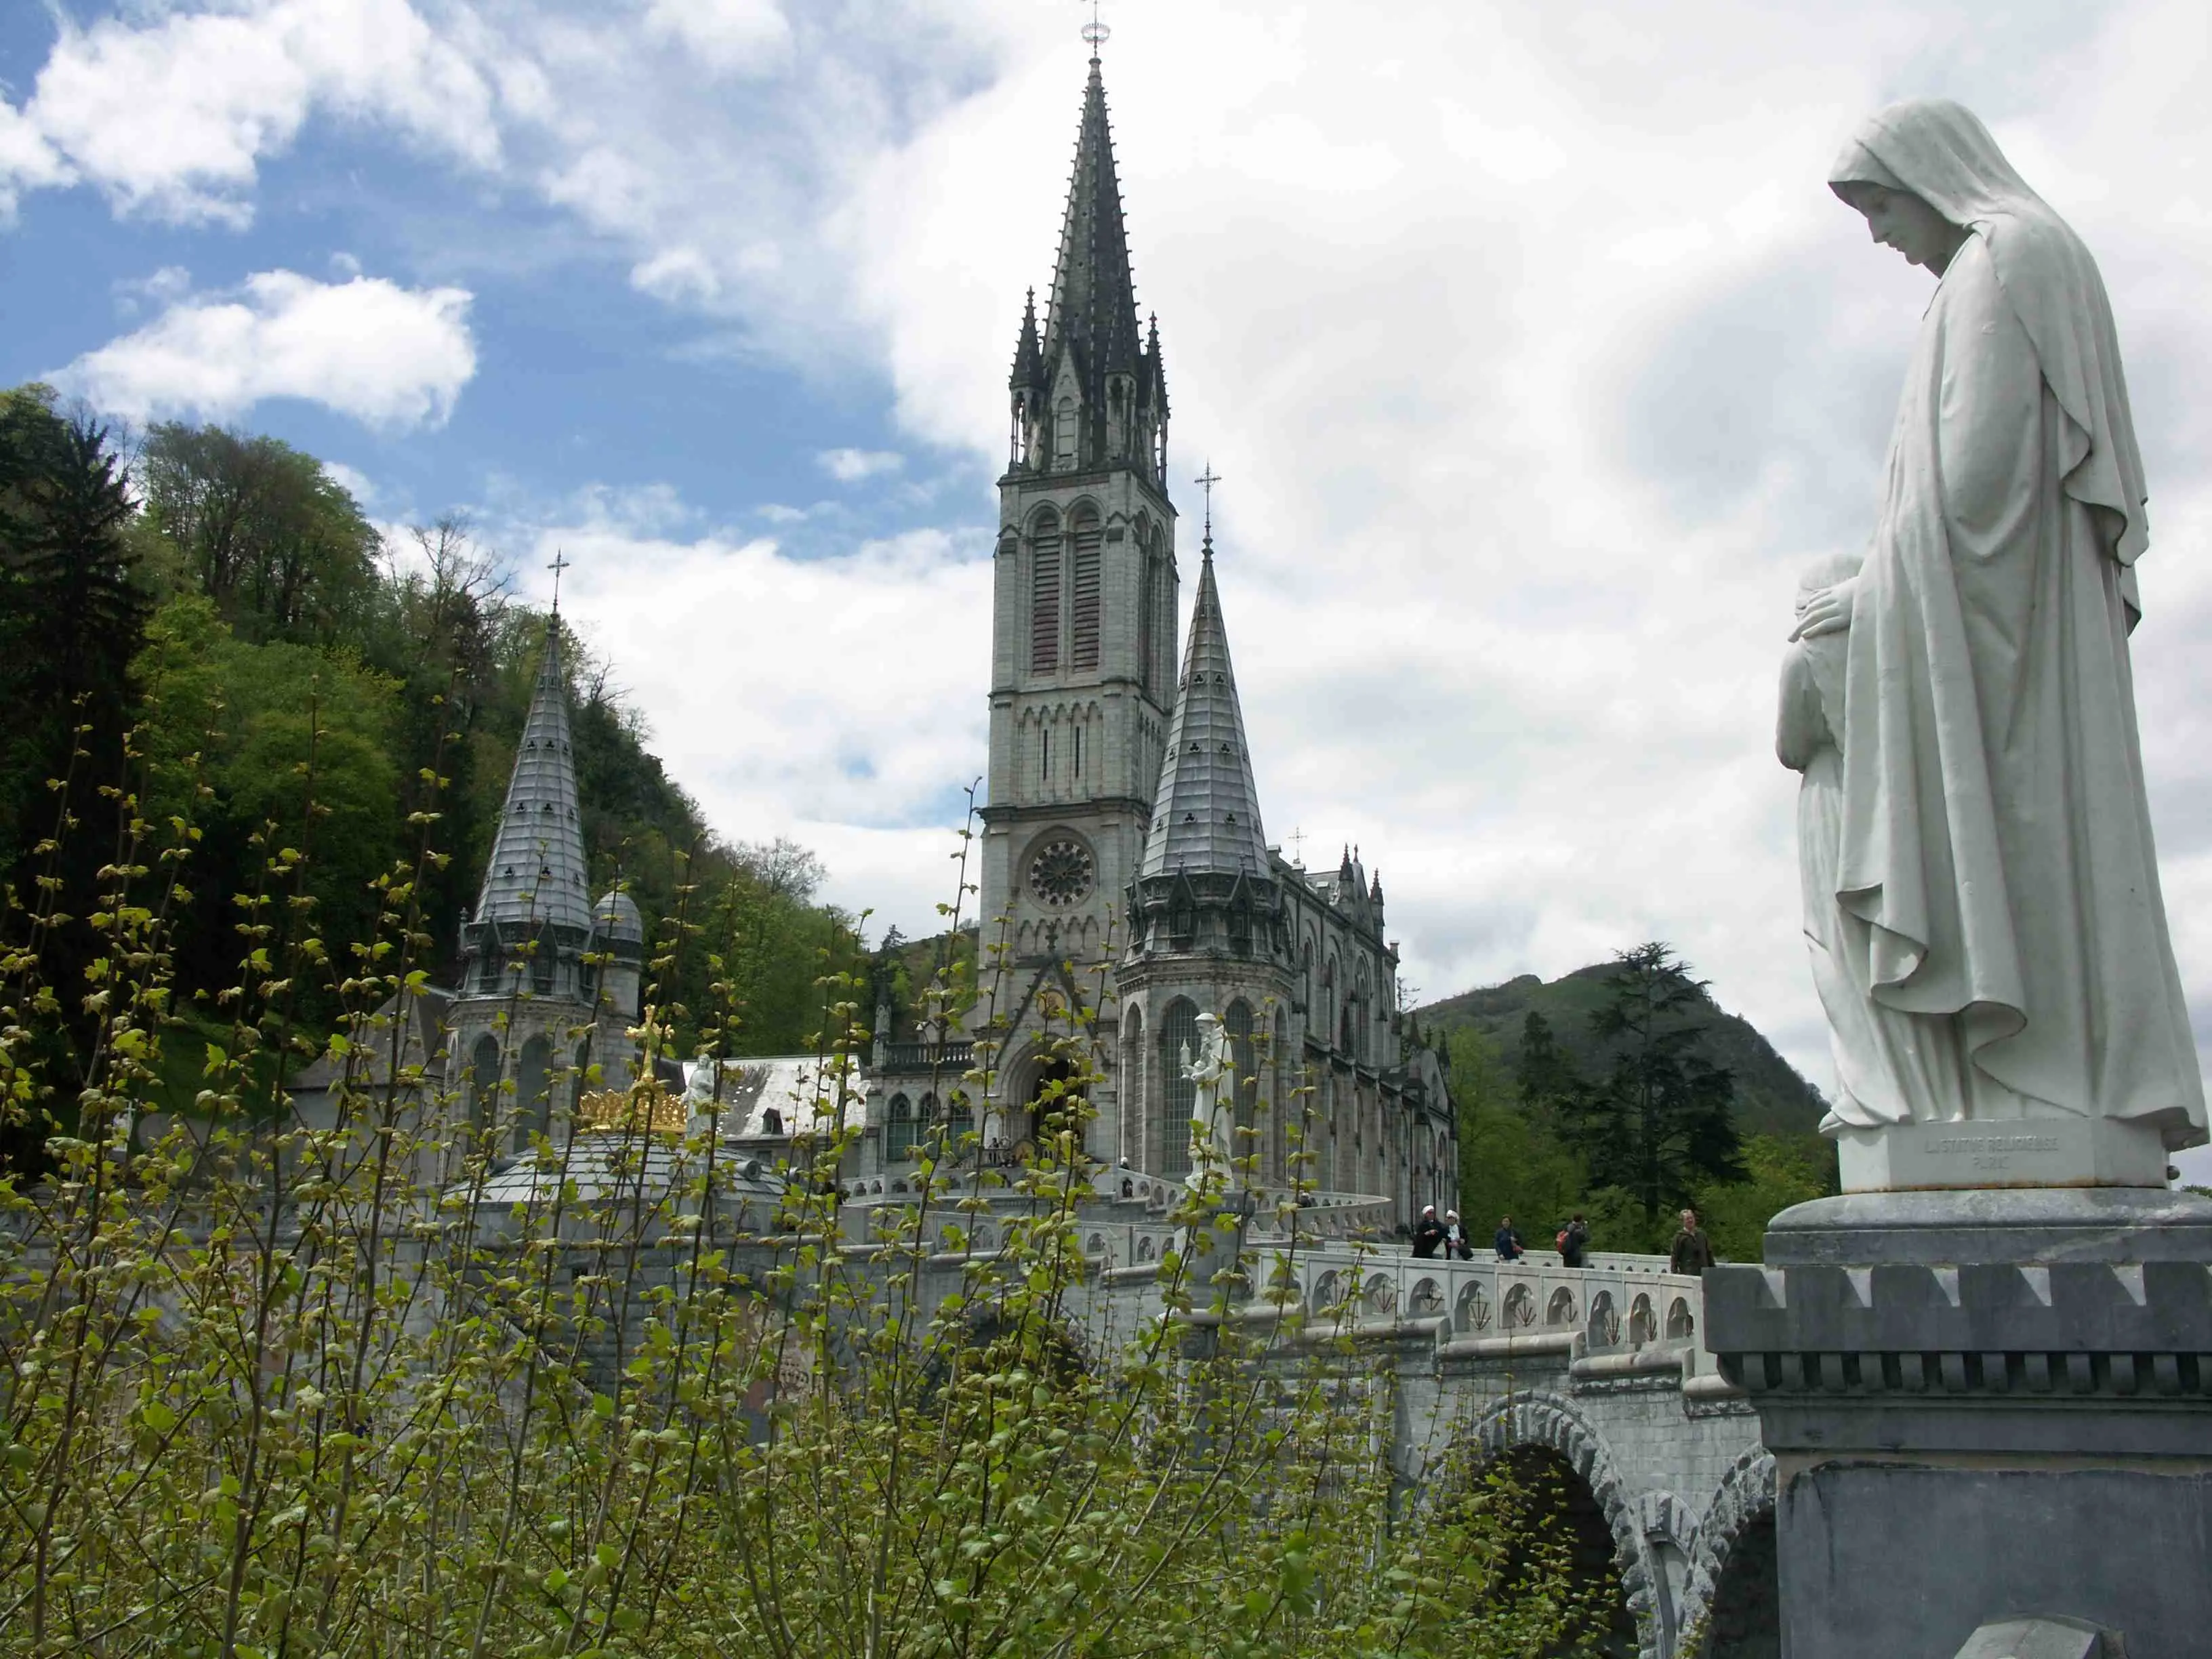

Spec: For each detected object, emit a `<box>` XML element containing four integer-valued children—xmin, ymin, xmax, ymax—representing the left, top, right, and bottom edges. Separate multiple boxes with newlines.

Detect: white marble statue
<box><xmin>1180</xmin><ymin>1012</ymin><xmax>1236</xmax><ymax>1190</ymax></box>
<box><xmin>1792</xmin><ymin>98</ymin><xmax>2207</xmax><ymax>1188</ymax></box>
<box><xmin>682</xmin><ymin>1050</ymin><xmax>724</xmax><ymax>1132</ymax></box>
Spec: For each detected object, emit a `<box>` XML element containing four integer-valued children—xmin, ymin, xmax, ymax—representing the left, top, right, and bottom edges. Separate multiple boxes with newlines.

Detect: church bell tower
<box><xmin>979</xmin><ymin>52</ymin><xmax>1177</xmax><ymax>977</ymax></box>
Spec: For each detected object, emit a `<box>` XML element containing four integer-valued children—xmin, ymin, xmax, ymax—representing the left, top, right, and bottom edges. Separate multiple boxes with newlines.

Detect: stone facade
<box><xmin>444</xmin><ymin>619</ymin><xmax>649</xmax><ymax>1149</ymax></box>
<box><xmin>864</xmin><ymin>55</ymin><xmax>1456</xmax><ymax>1231</ymax></box>
<box><xmin>288</xmin><ymin>617</ymin><xmax>653</xmax><ymax>1172</ymax></box>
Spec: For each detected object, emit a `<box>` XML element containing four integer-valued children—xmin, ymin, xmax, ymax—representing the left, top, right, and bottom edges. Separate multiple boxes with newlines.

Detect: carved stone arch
<box><xmin>1677</xmin><ymin>1448</ymin><xmax>1778</xmax><ymax>1658</ymax></box>
<box><xmin>1467</xmin><ymin>1391</ymin><xmax>1658</xmax><ymax>1659</ymax></box>
<box><xmin>1028</xmin><ymin>503</ymin><xmax>1063</xmax><ymax>537</ymax></box>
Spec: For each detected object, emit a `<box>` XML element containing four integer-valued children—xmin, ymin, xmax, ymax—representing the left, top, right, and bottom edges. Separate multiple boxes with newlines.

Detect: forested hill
<box><xmin>1</xmin><ymin>386</ymin><xmax>865</xmax><ymax>1170</ymax></box>
<box><xmin>1416</xmin><ymin>963</ymin><xmax>1826</xmax><ymax>1139</ymax></box>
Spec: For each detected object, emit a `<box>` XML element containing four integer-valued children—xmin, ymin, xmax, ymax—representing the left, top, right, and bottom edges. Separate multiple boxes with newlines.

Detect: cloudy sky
<box><xmin>7</xmin><ymin>0</ymin><xmax>2212</xmax><ymax>1160</ymax></box>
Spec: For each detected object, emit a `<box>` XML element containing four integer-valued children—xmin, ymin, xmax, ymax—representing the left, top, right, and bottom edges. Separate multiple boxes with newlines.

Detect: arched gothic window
<box><xmin>1122</xmin><ymin>1006</ymin><xmax>1145</xmax><ymax>1167</ymax></box>
<box><xmin>886</xmin><ymin>1093</ymin><xmax>914</xmax><ymax>1161</ymax></box>
<box><xmin>1031</xmin><ymin>514</ymin><xmax>1062</xmax><ymax>674</ymax></box>
<box><xmin>517</xmin><ymin>1035</ymin><xmax>553</xmax><ymax>1152</ymax></box>
<box><xmin>1069</xmin><ymin>506</ymin><xmax>1102</xmax><ymax>671</ymax></box>
<box><xmin>1136</xmin><ymin>523</ymin><xmax>1157</xmax><ymax>698</ymax></box>
<box><xmin>1054</xmin><ymin>396</ymin><xmax>1076</xmax><ymax>468</ymax></box>
<box><xmin>1271</xmin><ymin>1007</ymin><xmax>1290</xmax><ymax>1183</ymax></box>
<box><xmin>1157</xmin><ymin>998</ymin><xmax>1199</xmax><ymax>1180</ymax></box>
<box><xmin>469</xmin><ymin>1034</ymin><xmax>501</xmax><ymax>1138</ymax></box>
<box><xmin>1225</xmin><ymin>1001</ymin><xmax>1256</xmax><ymax>1165</ymax></box>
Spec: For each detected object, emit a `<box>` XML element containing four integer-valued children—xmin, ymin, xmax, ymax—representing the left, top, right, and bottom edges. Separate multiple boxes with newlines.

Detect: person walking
<box><xmin>1412</xmin><ymin>1205</ymin><xmax>1446</xmax><ymax>1259</ymax></box>
<box><xmin>1669</xmin><ymin>1208</ymin><xmax>1716</xmax><ymax>1276</ymax></box>
<box><xmin>1493</xmin><ymin>1216</ymin><xmax>1524</xmax><ymax>1262</ymax></box>
<box><xmin>1557</xmin><ymin>1213</ymin><xmax>1589</xmax><ymax>1269</ymax></box>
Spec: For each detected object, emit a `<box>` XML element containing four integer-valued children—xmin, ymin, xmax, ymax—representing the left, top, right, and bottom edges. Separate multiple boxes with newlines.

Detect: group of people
<box><xmin>1410</xmin><ymin>1206</ymin><xmax>1477</xmax><ymax>1261</ymax></box>
<box><xmin>1410</xmin><ymin>1205</ymin><xmax>1718</xmax><ymax>1275</ymax></box>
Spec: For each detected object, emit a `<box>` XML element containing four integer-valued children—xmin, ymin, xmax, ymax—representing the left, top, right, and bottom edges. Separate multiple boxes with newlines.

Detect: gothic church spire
<box><xmin>1011</xmin><ymin>56</ymin><xmax>1166</xmax><ymax>480</ymax></box>
<box><xmin>474</xmin><ymin>618</ymin><xmax>594</xmax><ymax>934</ymax></box>
<box><xmin>1044</xmin><ymin>56</ymin><xmax>1142</xmax><ymax>390</ymax></box>
<box><xmin>1139</xmin><ymin>539</ymin><xmax>1269</xmax><ymax>879</ymax></box>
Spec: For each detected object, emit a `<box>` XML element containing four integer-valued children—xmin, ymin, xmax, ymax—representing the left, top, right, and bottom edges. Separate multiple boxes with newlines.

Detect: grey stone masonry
<box><xmin>1706</xmin><ymin>1188</ymin><xmax>2212</xmax><ymax>1659</ymax></box>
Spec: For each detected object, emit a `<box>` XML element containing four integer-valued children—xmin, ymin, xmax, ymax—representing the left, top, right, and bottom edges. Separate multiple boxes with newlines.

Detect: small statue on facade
<box><xmin>1180</xmin><ymin>1012</ymin><xmax>1236</xmax><ymax>1191</ymax></box>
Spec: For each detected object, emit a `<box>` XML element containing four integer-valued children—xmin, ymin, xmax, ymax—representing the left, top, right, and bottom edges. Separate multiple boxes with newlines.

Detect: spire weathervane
<box><xmin>547</xmin><ymin>549</ymin><xmax>571</xmax><ymax>617</ymax></box>
<box><xmin>1080</xmin><ymin>0</ymin><xmax>1109</xmax><ymax>57</ymax></box>
<box><xmin>1195</xmin><ymin>462</ymin><xmax>1222</xmax><ymax>547</ymax></box>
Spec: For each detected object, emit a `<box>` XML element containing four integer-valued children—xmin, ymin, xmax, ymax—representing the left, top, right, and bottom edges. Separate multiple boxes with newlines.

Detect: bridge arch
<box><xmin>1467</xmin><ymin>1391</ymin><xmax>1652</xmax><ymax>1658</ymax></box>
<box><xmin>1678</xmin><ymin>1447</ymin><xmax>1778</xmax><ymax>1659</ymax></box>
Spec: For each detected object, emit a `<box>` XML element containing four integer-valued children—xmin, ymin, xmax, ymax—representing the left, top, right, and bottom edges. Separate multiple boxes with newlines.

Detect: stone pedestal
<box><xmin>1704</xmin><ymin>1189</ymin><xmax>2212</xmax><ymax>1659</ymax></box>
<box><xmin>1833</xmin><ymin>1115</ymin><xmax>2169</xmax><ymax>1193</ymax></box>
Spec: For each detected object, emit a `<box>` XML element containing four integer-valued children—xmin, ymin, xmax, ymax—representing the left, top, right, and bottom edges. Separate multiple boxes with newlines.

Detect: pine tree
<box><xmin>1562</xmin><ymin>942</ymin><xmax>1746</xmax><ymax>1225</ymax></box>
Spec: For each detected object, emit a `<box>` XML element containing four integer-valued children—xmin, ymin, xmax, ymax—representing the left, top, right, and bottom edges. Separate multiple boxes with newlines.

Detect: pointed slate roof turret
<box><xmin>475</xmin><ymin>618</ymin><xmax>594</xmax><ymax>934</ymax></box>
<box><xmin>1139</xmin><ymin>538</ymin><xmax>1269</xmax><ymax>879</ymax></box>
<box><xmin>1042</xmin><ymin>56</ymin><xmax>1142</xmax><ymax>401</ymax></box>
<box><xmin>1010</xmin><ymin>286</ymin><xmax>1044</xmax><ymax>392</ymax></box>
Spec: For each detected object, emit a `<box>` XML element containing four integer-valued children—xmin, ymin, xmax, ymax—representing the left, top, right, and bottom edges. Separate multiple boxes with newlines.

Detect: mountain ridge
<box><xmin>1414</xmin><ymin>961</ymin><xmax>1828</xmax><ymax>1141</ymax></box>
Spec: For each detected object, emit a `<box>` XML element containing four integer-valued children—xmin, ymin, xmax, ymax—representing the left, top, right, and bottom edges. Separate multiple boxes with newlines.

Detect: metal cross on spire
<box><xmin>1079</xmin><ymin>0</ymin><xmax>1109</xmax><ymax>57</ymax></box>
<box><xmin>547</xmin><ymin>550</ymin><xmax>571</xmax><ymax>617</ymax></box>
<box><xmin>1195</xmin><ymin>462</ymin><xmax>1222</xmax><ymax>546</ymax></box>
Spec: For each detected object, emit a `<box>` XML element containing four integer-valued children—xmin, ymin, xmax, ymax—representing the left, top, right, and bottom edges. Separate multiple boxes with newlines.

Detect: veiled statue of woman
<box><xmin>1792</xmin><ymin>99</ymin><xmax>2205</xmax><ymax>1171</ymax></box>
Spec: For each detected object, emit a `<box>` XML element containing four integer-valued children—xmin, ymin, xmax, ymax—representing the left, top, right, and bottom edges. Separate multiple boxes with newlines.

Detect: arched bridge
<box><xmin>844</xmin><ymin>1179</ymin><xmax>1780</xmax><ymax>1659</ymax></box>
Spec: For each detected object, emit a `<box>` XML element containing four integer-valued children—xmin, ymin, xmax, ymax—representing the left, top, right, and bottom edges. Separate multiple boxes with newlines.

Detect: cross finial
<box><xmin>1080</xmin><ymin>0</ymin><xmax>1109</xmax><ymax>58</ymax></box>
<box><xmin>1288</xmin><ymin>825</ymin><xmax>1306</xmax><ymax>866</ymax></box>
<box><xmin>547</xmin><ymin>550</ymin><xmax>571</xmax><ymax>617</ymax></box>
<box><xmin>1195</xmin><ymin>462</ymin><xmax>1222</xmax><ymax>547</ymax></box>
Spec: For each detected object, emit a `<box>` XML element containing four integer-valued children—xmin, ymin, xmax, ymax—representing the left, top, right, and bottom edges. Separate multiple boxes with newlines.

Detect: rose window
<box><xmin>1028</xmin><ymin>838</ymin><xmax>1094</xmax><ymax>907</ymax></box>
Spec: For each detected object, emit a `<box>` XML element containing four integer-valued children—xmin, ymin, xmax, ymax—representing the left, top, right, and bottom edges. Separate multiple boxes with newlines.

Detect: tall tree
<box><xmin>139</xmin><ymin>423</ymin><xmax>379</xmax><ymax>644</ymax></box>
<box><xmin>0</xmin><ymin>387</ymin><xmax>148</xmax><ymax>1170</ymax></box>
<box><xmin>1513</xmin><ymin>1009</ymin><xmax>1582</xmax><ymax>1115</ymax></box>
<box><xmin>1562</xmin><ymin>942</ymin><xmax>1746</xmax><ymax>1226</ymax></box>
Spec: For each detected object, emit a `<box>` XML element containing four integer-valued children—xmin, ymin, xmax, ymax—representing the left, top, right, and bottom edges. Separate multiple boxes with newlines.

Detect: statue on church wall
<box><xmin>1180</xmin><ymin>1012</ymin><xmax>1236</xmax><ymax>1191</ymax></box>
<box><xmin>1786</xmin><ymin>98</ymin><xmax>2206</xmax><ymax>1190</ymax></box>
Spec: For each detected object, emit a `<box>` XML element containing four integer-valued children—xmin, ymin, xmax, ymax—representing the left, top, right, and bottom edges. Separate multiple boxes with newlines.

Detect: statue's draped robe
<box><xmin>1780</xmin><ymin>556</ymin><xmax>1923</xmax><ymax>1129</ymax></box>
<box><xmin>1826</xmin><ymin>102</ymin><xmax>2205</xmax><ymax>1144</ymax></box>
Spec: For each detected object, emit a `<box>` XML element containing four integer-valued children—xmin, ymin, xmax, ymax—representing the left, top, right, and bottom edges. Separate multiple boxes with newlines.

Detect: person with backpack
<box><xmin>1556</xmin><ymin>1213</ymin><xmax>1589</xmax><ymax>1269</ymax></box>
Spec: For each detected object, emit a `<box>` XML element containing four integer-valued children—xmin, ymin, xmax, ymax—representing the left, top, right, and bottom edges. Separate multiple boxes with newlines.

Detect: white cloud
<box><xmin>0</xmin><ymin>95</ymin><xmax>71</xmax><ymax>220</ymax></box>
<box><xmin>17</xmin><ymin>0</ymin><xmax>2212</xmax><ymax>1120</ymax></box>
<box><xmin>321</xmin><ymin>459</ymin><xmax>378</xmax><ymax>506</ymax></box>
<box><xmin>818</xmin><ymin>447</ymin><xmax>903</xmax><ymax>483</ymax></box>
<box><xmin>643</xmin><ymin>0</ymin><xmax>792</xmax><ymax>76</ymax></box>
<box><xmin>431</xmin><ymin>0</ymin><xmax>2212</xmax><ymax>1113</ymax></box>
<box><xmin>13</xmin><ymin>0</ymin><xmax>497</xmax><ymax>224</ymax></box>
<box><xmin>497</xmin><ymin>508</ymin><xmax>989</xmax><ymax>937</ymax></box>
<box><xmin>53</xmin><ymin>269</ymin><xmax>477</xmax><ymax>429</ymax></box>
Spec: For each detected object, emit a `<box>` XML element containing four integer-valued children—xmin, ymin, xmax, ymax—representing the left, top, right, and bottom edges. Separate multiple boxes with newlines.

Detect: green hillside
<box><xmin>1415</xmin><ymin>955</ymin><xmax>1837</xmax><ymax>1260</ymax></box>
<box><xmin>1416</xmin><ymin>962</ymin><xmax>1827</xmax><ymax>1139</ymax></box>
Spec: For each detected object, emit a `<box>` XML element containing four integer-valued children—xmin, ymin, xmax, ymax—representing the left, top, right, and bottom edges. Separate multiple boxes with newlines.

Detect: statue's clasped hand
<box><xmin>1789</xmin><ymin>575</ymin><xmax>1857</xmax><ymax>641</ymax></box>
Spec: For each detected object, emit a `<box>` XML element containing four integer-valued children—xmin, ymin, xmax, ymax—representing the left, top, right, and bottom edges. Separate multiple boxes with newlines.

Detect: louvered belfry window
<box><xmin>1137</xmin><ymin>539</ymin><xmax>1156</xmax><ymax>697</ymax></box>
<box><xmin>1031</xmin><ymin>520</ymin><xmax>1062</xmax><ymax>674</ymax></box>
<box><xmin>1070</xmin><ymin>510</ymin><xmax>1103</xmax><ymax>670</ymax></box>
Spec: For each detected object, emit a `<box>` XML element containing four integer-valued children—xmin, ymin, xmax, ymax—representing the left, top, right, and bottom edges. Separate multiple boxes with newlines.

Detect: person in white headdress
<box><xmin>1791</xmin><ymin>100</ymin><xmax>2203</xmax><ymax>1149</ymax></box>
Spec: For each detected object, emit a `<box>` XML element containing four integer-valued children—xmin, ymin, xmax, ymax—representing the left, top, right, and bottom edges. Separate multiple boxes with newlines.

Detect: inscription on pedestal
<box><xmin>1836</xmin><ymin>1118</ymin><xmax>2167</xmax><ymax>1193</ymax></box>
